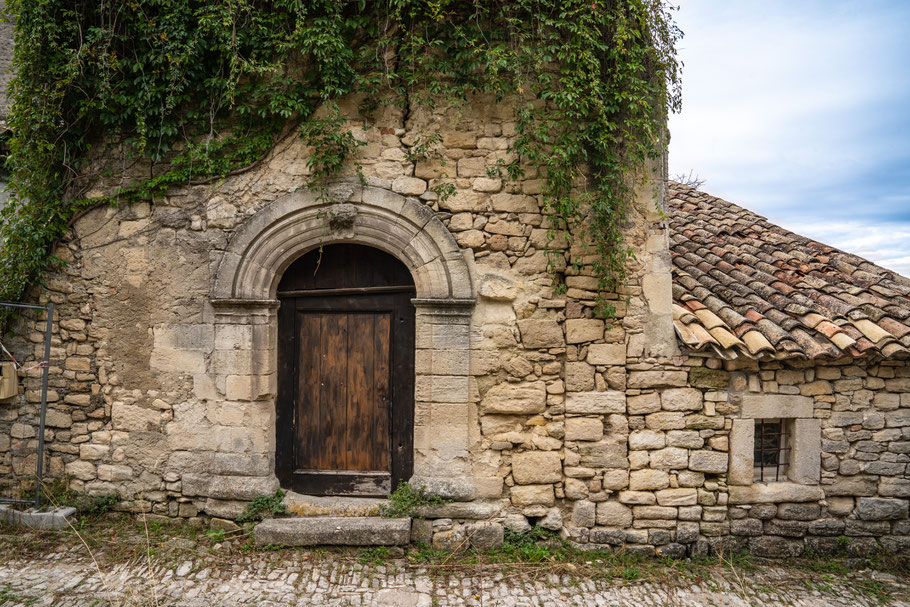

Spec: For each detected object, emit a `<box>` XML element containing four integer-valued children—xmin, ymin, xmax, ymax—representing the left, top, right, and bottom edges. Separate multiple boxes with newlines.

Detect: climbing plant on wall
<box><xmin>0</xmin><ymin>0</ymin><xmax>681</xmax><ymax>312</ymax></box>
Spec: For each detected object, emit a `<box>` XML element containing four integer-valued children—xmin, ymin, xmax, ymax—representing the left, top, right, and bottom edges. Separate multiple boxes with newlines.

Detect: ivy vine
<box><xmin>0</xmin><ymin>1</ymin><xmax>681</xmax><ymax>312</ymax></box>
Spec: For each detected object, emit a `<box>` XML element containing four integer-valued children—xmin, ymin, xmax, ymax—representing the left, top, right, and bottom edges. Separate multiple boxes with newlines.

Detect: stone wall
<box><xmin>0</xmin><ymin>0</ymin><xmax>12</xmax><ymax>119</ymax></box>
<box><xmin>0</xmin><ymin>93</ymin><xmax>907</xmax><ymax>556</ymax></box>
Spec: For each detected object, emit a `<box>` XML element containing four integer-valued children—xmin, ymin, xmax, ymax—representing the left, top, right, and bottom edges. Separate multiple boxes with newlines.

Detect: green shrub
<box><xmin>237</xmin><ymin>490</ymin><xmax>288</xmax><ymax>523</ymax></box>
<box><xmin>380</xmin><ymin>482</ymin><xmax>447</xmax><ymax>519</ymax></box>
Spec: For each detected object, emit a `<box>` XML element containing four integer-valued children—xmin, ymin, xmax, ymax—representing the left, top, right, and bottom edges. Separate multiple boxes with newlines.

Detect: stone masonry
<box><xmin>0</xmin><ymin>89</ymin><xmax>907</xmax><ymax>559</ymax></box>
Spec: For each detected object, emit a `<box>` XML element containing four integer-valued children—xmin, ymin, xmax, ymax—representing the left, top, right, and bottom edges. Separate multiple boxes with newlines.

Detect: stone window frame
<box><xmin>209</xmin><ymin>182</ymin><xmax>478</xmax><ymax>499</ymax></box>
<box><xmin>729</xmin><ymin>394</ymin><xmax>820</xmax><ymax>486</ymax></box>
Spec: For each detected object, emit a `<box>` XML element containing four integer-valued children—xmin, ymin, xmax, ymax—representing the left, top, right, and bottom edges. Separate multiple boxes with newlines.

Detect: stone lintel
<box><xmin>740</xmin><ymin>394</ymin><xmax>813</xmax><ymax>419</ymax></box>
<box><xmin>728</xmin><ymin>482</ymin><xmax>823</xmax><ymax>504</ymax></box>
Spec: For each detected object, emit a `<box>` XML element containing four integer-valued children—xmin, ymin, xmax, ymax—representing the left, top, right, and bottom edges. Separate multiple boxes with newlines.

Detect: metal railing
<box><xmin>1</xmin><ymin>301</ymin><xmax>54</xmax><ymax>508</ymax></box>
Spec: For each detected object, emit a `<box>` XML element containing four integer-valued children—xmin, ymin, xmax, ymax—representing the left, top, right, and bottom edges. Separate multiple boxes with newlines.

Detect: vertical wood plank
<box><xmin>320</xmin><ymin>314</ymin><xmax>348</xmax><ymax>470</ymax></box>
<box><xmin>346</xmin><ymin>313</ymin><xmax>373</xmax><ymax>470</ymax></box>
<box><xmin>374</xmin><ymin>313</ymin><xmax>391</xmax><ymax>470</ymax></box>
<box><xmin>296</xmin><ymin>313</ymin><xmax>321</xmax><ymax>471</ymax></box>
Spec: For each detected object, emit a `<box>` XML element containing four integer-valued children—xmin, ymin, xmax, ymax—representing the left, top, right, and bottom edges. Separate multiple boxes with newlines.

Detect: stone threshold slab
<box><xmin>254</xmin><ymin>516</ymin><xmax>411</xmax><ymax>546</ymax></box>
<box><xmin>282</xmin><ymin>491</ymin><xmax>387</xmax><ymax>517</ymax></box>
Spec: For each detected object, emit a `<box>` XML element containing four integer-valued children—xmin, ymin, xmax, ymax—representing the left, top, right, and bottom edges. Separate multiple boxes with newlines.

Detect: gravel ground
<box><xmin>0</xmin><ymin>548</ymin><xmax>908</xmax><ymax>607</ymax></box>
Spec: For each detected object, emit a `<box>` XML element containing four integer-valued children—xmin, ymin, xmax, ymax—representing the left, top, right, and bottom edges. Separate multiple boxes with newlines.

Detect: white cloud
<box><xmin>775</xmin><ymin>218</ymin><xmax>910</xmax><ymax>277</ymax></box>
<box><xmin>668</xmin><ymin>0</ymin><xmax>910</xmax><ymax>270</ymax></box>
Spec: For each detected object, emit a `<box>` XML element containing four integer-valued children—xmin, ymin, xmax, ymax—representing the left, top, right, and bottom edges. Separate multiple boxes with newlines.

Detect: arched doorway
<box><xmin>274</xmin><ymin>244</ymin><xmax>416</xmax><ymax>496</ymax></box>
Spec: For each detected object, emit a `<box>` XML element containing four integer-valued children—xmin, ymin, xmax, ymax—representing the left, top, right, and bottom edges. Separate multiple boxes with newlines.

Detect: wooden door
<box><xmin>275</xmin><ymin>245</ymin><xmax>415</xmax><ymax>496</ymax></box>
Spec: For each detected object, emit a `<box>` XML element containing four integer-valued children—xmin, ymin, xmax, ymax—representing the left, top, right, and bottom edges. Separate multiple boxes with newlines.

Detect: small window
<box><xmin>754</xmin><ymin>419</ymin><xmax>790</xmax><ymax>482</ymax></box>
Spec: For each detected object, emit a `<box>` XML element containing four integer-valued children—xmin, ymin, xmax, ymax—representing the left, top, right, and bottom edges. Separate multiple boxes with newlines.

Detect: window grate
<box><xmin>754</xmin><ymin>419</ymin><xmax>790</xmax><ymax>482</ymax></box>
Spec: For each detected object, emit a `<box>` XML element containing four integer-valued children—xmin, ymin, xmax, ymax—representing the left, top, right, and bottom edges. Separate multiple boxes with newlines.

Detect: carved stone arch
<box><xmin>211</xmin><ymin>185</ymin><xmax>473</xmax><ymax>303</ymax></box>
<box><xmin>208</xmin><ymin>184</ymin><xmax>478</xmax><ymax>501</ymax></box>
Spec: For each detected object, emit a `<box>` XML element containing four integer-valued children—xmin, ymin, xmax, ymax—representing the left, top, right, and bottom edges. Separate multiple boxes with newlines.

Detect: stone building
<box><xmin>1</xmin><ymin>32</ymin><xmax>909</xmax><ymax>560</ymax></box>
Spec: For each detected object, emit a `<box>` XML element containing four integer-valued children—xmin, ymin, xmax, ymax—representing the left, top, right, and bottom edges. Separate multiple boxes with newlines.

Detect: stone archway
<box><xmin>209</xmin><ymin>183</ymin><xmax>477</xmax><ymax>500</ymax></box>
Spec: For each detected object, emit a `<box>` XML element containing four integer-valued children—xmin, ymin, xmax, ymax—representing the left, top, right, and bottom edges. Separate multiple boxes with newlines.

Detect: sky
<box><xmin>668</xmin><ymin>0</ymin><xmax>910</xmax><ymax>276</ymax></box>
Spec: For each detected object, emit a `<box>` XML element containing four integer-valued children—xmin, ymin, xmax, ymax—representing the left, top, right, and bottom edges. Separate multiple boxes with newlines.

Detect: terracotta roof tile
<box><xmin>669</xmin><ymin>182</ymin><xmax>910</xmax><ymax>360</ymax></box>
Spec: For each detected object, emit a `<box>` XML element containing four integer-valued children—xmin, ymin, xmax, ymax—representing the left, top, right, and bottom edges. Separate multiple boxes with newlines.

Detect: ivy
<box><xmin>0</xmin><ymin>1</ymin><xmax>681</xmax><ymax>311</ymax></box>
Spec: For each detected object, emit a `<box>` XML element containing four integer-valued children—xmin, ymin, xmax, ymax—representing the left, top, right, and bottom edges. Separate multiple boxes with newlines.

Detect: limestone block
<box><xmin>629</xmin><ymin>469</ymin><xmax>669</xmax><ymax>491</ymax></box>
<box><xmin>44</xmin><ymin>409</ymin><xmax>73</xmax><ymax>428</ymax></box>
<box><xmin>565</xmin><ymin>391</ymin><xmax>625</xmax><ymax>414</ymax></box>
<box><xmin>856</xmin><ymin>497</ymin><xmax>909</xmax><ymax>521</ymax></box>
<box><xmin>490</xmin><ymin>193</ymin><xmax>538</xmax><ymax>213</ymax></box>
<box><xmin>660</xmin><ymin>388</ymin><xmax>703</xmax><ymax>411</ymax></box>
<box><xmin>577</xmin><ymin>441</ymin><xmax>627</xmax><ymax>468</ymax></box>
<box><xmin>730</xmin><ymin>518</ymin><xmax>763</xmax><ymax>536</ymax></box>
<box><xmin>601</xmin><ymin>469</ymin><xmax>630</xmax><ymax>490</ymax></box>
<box><xmin>728</xmin><ymin>418</ymin><xmax>754</xmax><ymax>486</ymax></box>
<box><xmin>564</xmin><ymin>417</ymin><xmax>604</xmax><ymax>441</ymax></box>
<box><xmin>633</xmin><ymin>506</ymin><xmax>677</xmax><ymax>520</ymax></box>
<box><xmin>596</xmin><ymin>501</ymin><xmax>633</xmax><ymax>527</ymax></box>
<box><xmin>879</xmin><ymin>478</ymin><xmax>910</xmax><ymax>498</ymax></box>
<box><xmin>511</xmin><ymin>451</ymin><xmax>562</xmax><ymax>484</ymax></box>
<box><xmin>627</xmin><ymin>371</ymin><xmax>687</xmax><ymax>389</ymax></box>
<box><xmin>649</xmin><ymin>447</ymin><xmax>687</xmax><ymax>470</ymax></box>
<box><xmin>65</xmin><ymin>460</ymin><xmax>96</xmax><ymax>481</ymax></box>
<box><xmin>655</xmin><ymin>488</ymin><xmax>698</xmax><ymax>507</ymax></box>
<box><xmin>684</xmin><ymin>415</ymin><xmax>724</xmax><ymax>430</ymax></box>
<box><xmin>666</xmin><ymin>430</ymin><xmax>703</xmax><ymax>449</ymax></box>
<box><xmin>472</xmin><ymin>177</ymin><xmax>502</xmax><ymax>192</ymax></box>
<box><xmin>688</xmin><ymin>451</ymin><xmax>728</xmax><ymax>474</ymax></box>
<box><xmin>750</xmin><ymin>536</ymin><xmax>803</xmax><ymax>558</ymax></box>
<box><xmin>564</xmin><ymin>478</ymin><xmax>589</xmax><ymax>500</ymax></box>
<box><xmin>97</xmin><ymin>464</ymin><xmax>133</xmax><ymax>482</ymax></box>
<box><xmin>791</xmin><ymin>418</ymin><xmax>821</xmax><ymax>484</ymax></box>
<box><xmin>10</xmin><ymin>423</ymin><xmax>35</xmax><ymax>439</ymax></box>
<box><xmin>728</xmin><ymin>482</ymin><xmax>823</xmax><ymax>504</ymax></box>
<box><xmin>207</xmin><ymin>475</ymin><xmax>280</xmax><ymax>501</ymax></box>
<box><xmin>618</xmin><ymin>491</ymin><xmax>657</xmax><ymax>505</ymax></box>
<box><xmin>565</xmin><ymin>319</ymin><xmax>604</xmax><ymax>344</ymax></box>
<box><xmin>65</xmin><ymin>357</ymin><xmax>92</xmax><ymax>372</ymax></box>
<box><xmin>688</xmin><ymin>368</ymin><xmax>730</xmax><ymax>390</ymax></box>
<box><xmin>481</xmin><ymin>381</ymin><xmax>546</xmax><ymax>414</ymax></box>
<box><xmin>587</xmin><ymin>343</ymin><xmax>626</xmax><ymax>365</ymax></box>
<box><xmin>510</xmin><ymin>484</ymin><xmax>555</xmax><ymax>507</ymax></box>
<box><xmin>457</xmin><ymin>157</ymin><xmax>488</xmax><ymax>177</ymax></box>
<box><xmin>645</xmin><ymin>412</ymin><xmax>685</xmax><ymax>430</ymax></box>
<box><xmin>478</xmin><ymin>274</ymin><xmax>518</xmax><ymax>301</ymax></box>
<box><xmin>823</xmin><ymin>475</ymin><xmax>877</xmax><ymax>497</ymax></box>
<box><xmin>676</xmin><ymin>521</ymin><xmax>700</xmax><ymax>543</ymax></box>
<box><xmin>467</xmin><ymin>522</ymin><xmax>505</xmax><ymax>550</ymax></box>
<box><xmin>629</xmin><ymin>430</ymin><xmax>665</xmax><ymax>450</ymax></box>
<box><xmin>112</xmin><ymin>402</ymin><xmax>161</xmax><ymax>432</ymax></box>
<box><xmin>776</xmin><ymin>503</ymin><xmax>821</xmax><ymax>521</ymax></box>
<box><xmin>627</xmin><ymin>393</ymin><xmax>661</xmax><ymax>415</ymax></box>
<box><xmin>539</xmin><ymin>508</ymin><xmax>563</xmax><ymax>531</ymax></box>
<box><xmin>516</xmin><ymin>319</ymin><xmax>564</xmax><ymax>349</ymax></box>
<box><xmin>572</xmin><ymin>500</ymin><xmax>596</xmax><ymax>528</ymax></box>
<box><xmin>391</xmin><ymin>177</ymin><xmax>427</xmax><ymax>196</ymax></box>
<box><xmin>79</xmin><ymin>444</ymin><xmax>109</xmax><ymax>461</ymax></box>
<box><xmin>565</xmin><ymin>362</ymin><xmax>595</xmax><ymax>391</ymax></box>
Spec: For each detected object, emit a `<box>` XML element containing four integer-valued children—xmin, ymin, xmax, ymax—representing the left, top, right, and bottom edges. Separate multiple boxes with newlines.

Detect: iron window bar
<box><xmin>754</xmin><ymin>419</ymin><xmax>790</xmax><ymax>483</ymax></box>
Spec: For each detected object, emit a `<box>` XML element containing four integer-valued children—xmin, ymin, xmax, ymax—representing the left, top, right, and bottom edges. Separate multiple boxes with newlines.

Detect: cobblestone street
<box><xmin>1</xmin><ymin>549</ymin><xmax>908</xmax><ymax>607</ymax></box>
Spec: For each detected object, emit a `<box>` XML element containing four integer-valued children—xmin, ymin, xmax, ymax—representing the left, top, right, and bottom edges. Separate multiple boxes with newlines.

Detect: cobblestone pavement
<box><xmin>1</xmin><ymin>549</ymin><xmax>908</xmax><ymax>607</ymax></box>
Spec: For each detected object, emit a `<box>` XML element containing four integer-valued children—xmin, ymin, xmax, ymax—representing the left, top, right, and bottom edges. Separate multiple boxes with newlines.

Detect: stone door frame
<box><xmin>209</xmin><ymin>184</ymin><xmax>477</xmax><ymax>499</ymax></box>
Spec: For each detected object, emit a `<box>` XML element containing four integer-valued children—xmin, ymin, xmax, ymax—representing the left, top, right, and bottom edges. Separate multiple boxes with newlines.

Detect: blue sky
<box><xmin>668</xmin><ymin>0</ymin><xmax>910</xmax><ymax>275</ymax></box>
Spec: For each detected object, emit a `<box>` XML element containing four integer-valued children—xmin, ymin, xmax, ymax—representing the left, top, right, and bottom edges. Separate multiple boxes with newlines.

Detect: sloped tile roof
<box><xmin>669</xmin><ymin>182</ymin><xmax>910</xmax><ymax>360</ymax></box>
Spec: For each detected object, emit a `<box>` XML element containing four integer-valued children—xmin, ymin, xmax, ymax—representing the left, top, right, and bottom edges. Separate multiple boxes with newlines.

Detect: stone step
<box><xmin>282</xmin><ymin>491</ymin><xmax>387</xmax><ymax>517</ymax></box>
<box><xmin>254</xmin><ymin>516</ymin><xmax>411</xmax><ymax>546</ymax></box>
